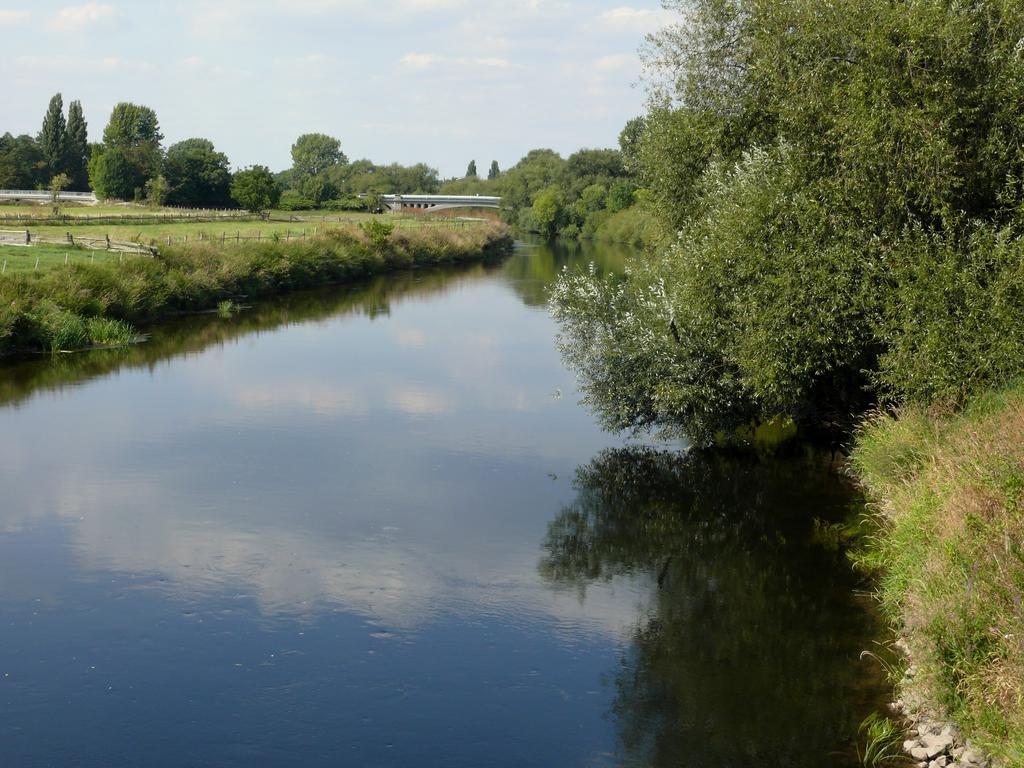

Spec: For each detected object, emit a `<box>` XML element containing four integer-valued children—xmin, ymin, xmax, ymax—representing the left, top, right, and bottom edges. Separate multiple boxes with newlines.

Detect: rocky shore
<box><xmin>892</xmin><ymin>640</ymin><xmax>999</xmax><ymax>768</ymax></box>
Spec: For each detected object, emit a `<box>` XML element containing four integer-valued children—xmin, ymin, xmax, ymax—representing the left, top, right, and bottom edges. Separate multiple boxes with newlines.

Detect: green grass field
<box><xmin>0</xmin><ymin>244</ymin><xmax>132</xmax><ymax>273</ymax></box>
<box><xmin>0</xmin><ymin>212</ymin><xmax>492</xmax><ymax>274</ymax></box>
<box><xmin>9</xmin><ymin>215</ymin><xmax>484</xmax><ymax>249</ymax></box>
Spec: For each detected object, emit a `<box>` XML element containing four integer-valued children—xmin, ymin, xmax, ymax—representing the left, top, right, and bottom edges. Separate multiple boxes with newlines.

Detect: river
<box><xmin>0</xmin><ymin>239</ymin><xmax>889</xmax><ymax>767</ymax></box>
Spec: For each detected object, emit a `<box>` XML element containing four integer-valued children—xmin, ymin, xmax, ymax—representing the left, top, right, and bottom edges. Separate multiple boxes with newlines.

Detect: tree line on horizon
<box><xmin>0</xmin><ymin>94</ymin><xmax>652</xmax><ymax>238</ymax></box>
<box><xmin>0</xmin><ymin>96</ymin><xmax>498</xmax><ymax>213</ymax></box>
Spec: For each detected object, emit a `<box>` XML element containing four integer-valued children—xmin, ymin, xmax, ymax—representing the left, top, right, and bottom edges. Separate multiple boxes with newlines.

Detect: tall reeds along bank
<box><xmin>852</xmin><ymin>388</ymin><xmax>1024</xmax><ymax>764</ymax></box>
<box><xmin>0</xmin><ymin>222</ymin><xmax>513</xmax><ymax>355</ymax></box>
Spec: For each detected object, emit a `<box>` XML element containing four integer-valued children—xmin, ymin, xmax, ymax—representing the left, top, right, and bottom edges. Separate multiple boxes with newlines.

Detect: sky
<box><xmin>0</xmin><ymin>0</ymin><xmax>677</xmax><ymax>177</ymax></box>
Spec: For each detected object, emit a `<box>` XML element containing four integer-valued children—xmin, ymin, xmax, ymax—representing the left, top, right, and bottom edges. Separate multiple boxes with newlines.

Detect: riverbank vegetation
<box><xmin>853</xmin><ymin>389</ymin><xmax>1024</xmax><ymax>761</ymax></box>
<box><xmin>547</xmin><ymin>0</ymin><xmax>1024</xmax><ymax>758</ymax></box>
<box><xmin>0</xmin><ymin>221</ymin><xmax>512</xmax><ymax>355</ymax></box>
<box><xmin>552</xmin><ymin>0</ymin><xmax>1024</xmax><ymax>444</ymax></box>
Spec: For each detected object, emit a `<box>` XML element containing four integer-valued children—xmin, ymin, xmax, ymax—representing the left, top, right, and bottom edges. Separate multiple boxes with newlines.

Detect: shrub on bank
<box><xmin>322</xmin><ymin>197</ymin><xmax>367</xmax><ymax>212</ymax></box>
<box><xmin>0</xmin><ymin>222</ymin><xmax>512</xmax><ymax>355</ymax></box>
<box><xmin>590</xmin><ymin>204</ymin><xmax>659</xmax><ymax>248</ymax></box>
<box><xmin>852</xmin><ymin>388</ymin><xmax>1024</xmax><ymax>762</ymax></box>
<box><xmin>278</xmin><ymin>191</ymin><xmax>316</xmax><ymax>211</ymax></box>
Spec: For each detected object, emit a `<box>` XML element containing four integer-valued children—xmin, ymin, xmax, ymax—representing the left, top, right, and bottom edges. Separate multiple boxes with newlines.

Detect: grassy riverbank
<box><xmin>852</xmin><ymin>389</ymin><xmax>1024</xmax><ymax>763</ymax></box>
<box><xmin>0</xmin><ymin>222</ymin><xmax>512</xmax><ymax>355</ymax></box>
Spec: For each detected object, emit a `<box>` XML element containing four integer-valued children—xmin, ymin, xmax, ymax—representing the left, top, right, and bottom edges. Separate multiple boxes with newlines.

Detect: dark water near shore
<box><xmin>0</xmin><ymin>239</ymin><xmax>888</xmax><ymax>767</ymax></box>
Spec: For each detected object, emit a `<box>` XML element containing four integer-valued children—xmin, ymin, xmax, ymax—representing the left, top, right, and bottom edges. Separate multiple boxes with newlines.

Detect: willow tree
<box><xmin>552</xmin><ymin>0</ymin><xmax>1024</xmax><ymax>443</ymax></box>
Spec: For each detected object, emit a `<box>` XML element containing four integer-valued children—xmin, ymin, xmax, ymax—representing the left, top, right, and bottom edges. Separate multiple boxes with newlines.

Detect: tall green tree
<box><xmin>618</xmin><ymin>117</ymin><xmax>646</xmax><ymax>175</ymax></box>
<box><xmin>291</xmin><ymin>134</ymin><xmax>346</xmax><ymax>179</ymax></box>
<box><xmin>97</xmin><ymin>102</ymin><xmax>163</xmax><ymax>198</ymax></box>
<box><xmin>531</xmin><ymin>186</ymin><xmax>564</xmax><ymax>238</ymax></box>
<box><xmin>466</xmin><ymin>160</ymin><xmax>477</xmax><ymax>178</ymax></box>
<box><xmin>563</xmin><ymin>149</ymin><xmax>626</xmax><ymax>200</ymax></box>
<box><xmin>0</xmin><ymin>133</ymin><xmax>47</xmax><ymax>189</ymax></box>
<box><xmin>231</xmin><ymin>165</ymin><xmax>280</xmax><ymax>213</ymax></box>
<box><xmin>88</xmin><ymin>148</ymin><xmax>134</xmax><ymax>200</ymax></box>
<box><xmin>501</xmin><ymin>149</ymin><xmax>567</xmax><ymax>213</ymax></box>
<box><xmin>65</xmin><ymin>100</ymin><xmax>90</xmax><ymax>191</ymax></box>
<box><xmin>299</xmin><ymin>174</ymin><xmax>337</xmax><ymax>205</ymax></box>
<box><xmin>488</xmin><ymin>160</ymin><xmax>500</xmax><ymax>180</ymax></box>
<box><xmin>38</xmin><ymin>93</ymin><xmax>67</xmax><ymax>177</ymax></box>
<box><xmin>144</xmin><ymin>174</ymin><xmax>169</xmax><ymax>207</ymax></box>
<box><xmin>606</xmin><ymin>180</ymin><xmax>636</xmax><ymax>213</ymax></box>
<box><xmin>164</xmin><ymin>138</ymin><xmax>232</xmax><ymax>207</ymax></box>
<box><xmin>102</xmin><ymin>102</ymin><xmax>162</xmax><ymax>149</ymax></box>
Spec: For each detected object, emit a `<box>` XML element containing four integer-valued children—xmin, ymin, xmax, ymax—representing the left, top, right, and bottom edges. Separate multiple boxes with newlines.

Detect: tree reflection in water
<box><xmin>540</xmin><ymin>447</ymin><xmax>890</xmax><ymax>768</ymax></box>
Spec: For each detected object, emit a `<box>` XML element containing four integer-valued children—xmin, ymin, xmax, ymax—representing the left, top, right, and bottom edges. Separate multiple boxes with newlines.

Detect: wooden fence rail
<box><xmin>0</xmin><ymin>229</ymin><xmax>157</xmax><ymax>256</ymax></box>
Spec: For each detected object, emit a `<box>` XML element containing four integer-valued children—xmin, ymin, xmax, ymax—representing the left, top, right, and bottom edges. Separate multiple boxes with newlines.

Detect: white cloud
<box><xmin>405</xmin><ymin>0</ymin><xmax>465</xmax><ymax>8</ymax></box>
<box><xmin>473</xmin><ymin>56</ymin><xmax>512</xmax><ymax>68</ymax></box>
<box><xmin>51</xmin><ymin>1</ymin><xmax>115</xmax><ymax>30</ymax></box>
<box><xmin>594</xmin><ymin>53</ymin><xmax>635</xmax><ymax>72</ymax></box>
<box><xmin>11</xmin><ymin>54</ymin><xmax>151</xmax><ymax>76</ymax></box>
<box><xmin>280</xmin><ymin>0</ymin><xmax>465</xmax><ymax>15</ymax></box>
<box><xmin>399</xmin><ymin>52</ymin><xmax>445</xmax><ymax>70</ymax></box>
<box><xmin>0</xmin><ymin>9</ymin><xmax>30</xmax><ymax>25</ymax></box>
<box><xmin>599</xmin><ymin>5</ymin><xmax>675</xmax><ymax>34</ymax></box>
<box><xmin>398</xmin><ymin>52</ymin><xmax>514</xmax><ymax>71</ymax></box>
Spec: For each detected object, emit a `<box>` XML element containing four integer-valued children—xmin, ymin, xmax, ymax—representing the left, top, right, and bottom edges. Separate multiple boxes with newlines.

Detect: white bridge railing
<box><xmin>0</xmin><ymin>190</ymin><xmax>98</xmax><ymax>203</ymax></box>
<box><xmin>378</xmin><ymin>194</ymin><xmax>501</xmax><ymax>213</ymax></box>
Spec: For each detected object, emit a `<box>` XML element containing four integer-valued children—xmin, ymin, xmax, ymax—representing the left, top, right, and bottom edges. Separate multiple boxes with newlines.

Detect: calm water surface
<box><xmin>0</xmin><ymin>240</ymin><xmax>888</xmax><ymax>767</ymax></box>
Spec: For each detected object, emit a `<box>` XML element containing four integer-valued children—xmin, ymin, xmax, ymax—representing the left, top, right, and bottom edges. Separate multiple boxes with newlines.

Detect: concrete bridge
<box><xmin>0</xmin><ymin>190</ymin><xmax>98</xmax><ymax>205</ymax></box>
<box><xmin>378</xmin><ymin>194</ymin><xmax>501</xmax><ymax>213</ymax></box>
